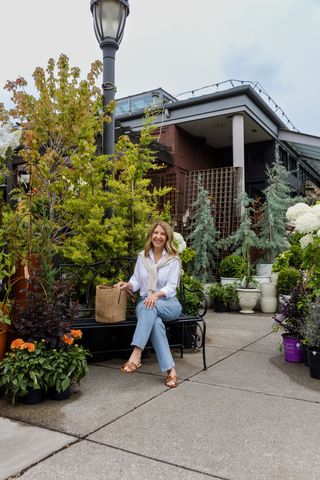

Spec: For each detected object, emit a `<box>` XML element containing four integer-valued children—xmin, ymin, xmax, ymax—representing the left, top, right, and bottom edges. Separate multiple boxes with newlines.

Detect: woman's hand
<box><xmin>114</xmin><ymin>281</ymin><xmax>131</xmax><ymax>290</ymax></box>
<box><xmin>143</xmin><ymin>293</ymin><xmax>158</xmax><ymax>309</ymax></box>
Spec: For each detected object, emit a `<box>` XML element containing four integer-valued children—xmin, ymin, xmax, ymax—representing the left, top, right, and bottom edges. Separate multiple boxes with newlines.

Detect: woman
<box><xmin>116</xmin><ymin>221</ymin><xmax>182</xmax><ymax>388</ymax></box>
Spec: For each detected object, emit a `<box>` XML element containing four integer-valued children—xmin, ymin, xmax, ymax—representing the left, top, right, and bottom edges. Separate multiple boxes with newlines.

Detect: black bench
<box><xmin>59</xmin><ymin>257</ymin><xmax>207</xmax><ymax>370</ymax></box>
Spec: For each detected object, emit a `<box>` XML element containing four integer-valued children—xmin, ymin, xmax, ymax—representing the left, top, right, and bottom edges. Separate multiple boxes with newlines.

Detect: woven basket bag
<box><xmin>95</xmin><ymin>285</ymin><xmax>128</xmax><ymax>324</ymax></box>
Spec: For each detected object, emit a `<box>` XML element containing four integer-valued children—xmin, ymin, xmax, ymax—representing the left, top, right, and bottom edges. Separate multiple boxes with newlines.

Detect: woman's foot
<box><xmin>120</xmin><ymin>347</ymin><xmax>142</xmax><ymax>373</ymax></box>
<box><xmin>165</xmin><ymin>367</ymin><xmax>178</xmax><ymax>388</ymax></box>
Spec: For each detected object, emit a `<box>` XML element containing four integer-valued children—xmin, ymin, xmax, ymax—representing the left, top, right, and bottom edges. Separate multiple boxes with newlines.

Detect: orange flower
<box><xmin>11</xmin><ymin>339</ymin><xmax>24</xmax><ymax>349</ymax></box>
<box><xmin>62</xmin><ymin>334</ymin><xmax>74</xmax><ymax>345</ymax></box>
<box><xmin>23</xmin><ymin>342</ymin><xmax>35</xmax><ymax>352</ymax></box>
<box><xmin>70</xmin><ymin>329</ymin><xmax>82</xmax><ymax>340</ymax></box>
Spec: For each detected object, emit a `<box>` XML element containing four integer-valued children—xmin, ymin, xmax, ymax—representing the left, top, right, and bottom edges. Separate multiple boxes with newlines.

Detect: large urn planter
<box><xmin>261</xmin><ymin>283</ymin><xmax>276</xmax><ymax>297</ymax></box>
<box><xmin>307</xmin><ymin>348</ymin><xmax>320</xmax><ymax>379</ymax></box>
<box><xmin>282</xmin><ymin>335</ymin><xmax>303</xmax><ymax>363</ymax></box>
<box><xmin>256</xmin><ymin>263</ymin><xmax>273</xmax><ymax>277</ymax></box>
<box><xmin>236</xmin><ymin>288</ymin><xmax>259</xmax><ymax>314</ymax></box>
<box><xmin>260</xmin><ymin>283</ymin><xmax>277</xmax><ymax>313</ymax></box>
<box><xmin>260</xmin><ymin>297</ymin><xmax>278</xmax><ymax>313</ymax></box>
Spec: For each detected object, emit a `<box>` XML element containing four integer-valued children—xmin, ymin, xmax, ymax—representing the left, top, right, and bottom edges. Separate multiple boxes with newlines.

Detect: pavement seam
<box><xmin>84</xmin><ymin>438</ymin><xmax>230</xmax><ymax>480</ymax></box>
<box><xmin>0</xmin><ymin>413</ymin><xmax>80</xmax><ymax>439</ymax></box>
<box><xmin>80</xmin><ymin>381</ymin><xmax>188</xmax><ymax>438</ymax></box>
<box><xmin>187</xmin><ymin>331</ymin><xmax>276</xmax><ymax>380</ymax></box>
<box><xmin>187</xmin><ymin>379</ymin><xmax>320</xmax><ymax>405</ymax></box>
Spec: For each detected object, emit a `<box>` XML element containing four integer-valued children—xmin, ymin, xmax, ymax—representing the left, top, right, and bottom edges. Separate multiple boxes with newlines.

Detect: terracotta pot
<box><xmin>0</xmin><ymin>324</ymin><xmax>8</xmax><ymax>361</ymax></box>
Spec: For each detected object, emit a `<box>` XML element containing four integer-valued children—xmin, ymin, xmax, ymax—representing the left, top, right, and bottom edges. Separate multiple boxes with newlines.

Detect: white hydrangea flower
<box><xmin>173</xmin><ymin>232</ymin><xmax>186</xmax><ymax>253</ymax></box>
<box><xmin>295</xmin><ymin>213</ymin><xmax>320</xmax><ymax>233</ymax></box>
<box><xmin>299</xmin><ymin>233</ymin><xmax>314</xmax><ymax>249</ymax></box>
<box><xmin>317</xmin><ymin>229</ymin><xmax>320</xmax><ymax>237</ymax></box>
<box><xmin>0</xmin><ymin>124</ymin><xmax>21</xmax><ymax>157</ymax></box>
<box><xmin>286</xmin><ymin>203</ymin><xmax>311</xmax><ymax>222</ymax></box>
<box><xmin>311</xmin><ymin>204</ymin><xmax>320</xmax><ymax>219</ymax></box>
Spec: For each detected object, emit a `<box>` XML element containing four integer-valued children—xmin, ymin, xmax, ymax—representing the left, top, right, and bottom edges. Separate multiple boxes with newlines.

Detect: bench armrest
<box><xmin>181</xmin><ymin>285</ymin><xmax>207</xmax><ymax>318</ymax></box>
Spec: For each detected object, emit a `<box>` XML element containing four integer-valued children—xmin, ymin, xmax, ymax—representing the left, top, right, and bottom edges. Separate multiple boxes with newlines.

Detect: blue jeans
<box><xmin>131</xmin><ymin>297</ymin><xmax>182</xmax><ymax>372</ymax></box>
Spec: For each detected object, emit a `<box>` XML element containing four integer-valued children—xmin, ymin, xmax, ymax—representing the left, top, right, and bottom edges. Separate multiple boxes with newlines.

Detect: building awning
<box><xmin>278</xmin><ymin>129</ymin><xmax>320</xmax><ymax>161</ymax></box>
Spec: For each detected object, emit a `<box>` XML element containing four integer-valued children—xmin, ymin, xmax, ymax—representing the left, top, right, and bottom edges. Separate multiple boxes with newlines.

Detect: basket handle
<box><xmin>118</xmin><ymin>287</ymin><xmax>135</xmax><ymax>304</ymax></box>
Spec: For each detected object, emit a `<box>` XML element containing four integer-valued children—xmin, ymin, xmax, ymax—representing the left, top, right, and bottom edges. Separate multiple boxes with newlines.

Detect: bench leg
<box><xmin>202</xmin><ymin>318</ymin><xmax>207</xmax><ymax>370</ymax></box>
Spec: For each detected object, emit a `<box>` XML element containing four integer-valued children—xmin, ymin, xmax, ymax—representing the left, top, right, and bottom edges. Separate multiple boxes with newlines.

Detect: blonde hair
<box><xmin>144</xmin><ymin>221</ymin><xmax>178</xmax><ymax>257</ymax></box>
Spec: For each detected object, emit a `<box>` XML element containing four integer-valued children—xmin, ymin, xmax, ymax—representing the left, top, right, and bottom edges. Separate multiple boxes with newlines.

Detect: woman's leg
<box><xmin>122</xmin><ymin>300</ymin><xmax>158</xmax><ymax>371</ymax></box>
<box><xmin>149</xmin><ymin>298</ymin><xmax>182</xmax><ymax>373</ymax></box>
<box><xmin>124</xmin><ymin>297</ymin><xmax>182</xmax><ymax>377</ymax></box>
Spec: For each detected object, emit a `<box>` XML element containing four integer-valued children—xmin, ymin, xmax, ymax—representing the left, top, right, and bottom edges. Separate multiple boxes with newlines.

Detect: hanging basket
<box><xmin>95</xmin><ymin>286</ymin><xmax>134</xmax><ymax>324</ymax></box>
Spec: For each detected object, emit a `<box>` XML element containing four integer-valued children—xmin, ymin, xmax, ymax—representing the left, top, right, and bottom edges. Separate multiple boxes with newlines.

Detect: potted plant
<box><xmin>0</xmin><ymin>339</ymin><xmax>48</xmax><ymax>404</ymax></box>
<box><xmin>208</xmin><ymin>283</ymin><xmax>238</xmax><ymax>312</ymax></box>
<box><xmin>45</xmin><ymin>329</ymin><xmax>89</xmax><ymax>400</ymax></box>
<box><xmin>273</xmin><ymin>282</ymin><xmax>311</xmax><ymax>363</ymax></box>
<box><xmin>4</xmin><ymin>279</ymin><xmax>90</xmax><ymax>402</ymax></box>
<box><xmin>301</xmin><ymin>301</ymin><xmax>320</xmax><ymax>378</ymax></box>
<box><xmin>276</xmin><ymin>267</ymin><xmax>302</xmax><ymax>306</ymax></box>
<box><xmin>223</xmin><ymin>193</ymin><xmax>260</xmax><ymax>313</ymax></box>
<box><xmin>219</xmin><ymin>254</ymin><xmax>244</xmax><ymax>285</ymax></box>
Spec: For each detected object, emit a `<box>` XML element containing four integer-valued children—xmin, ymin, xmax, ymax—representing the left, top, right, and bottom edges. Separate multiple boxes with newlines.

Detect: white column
<box><xmin>232</xmin><ymin>114</ymin><xmax>245</xmax><ymax>192</ymax></box>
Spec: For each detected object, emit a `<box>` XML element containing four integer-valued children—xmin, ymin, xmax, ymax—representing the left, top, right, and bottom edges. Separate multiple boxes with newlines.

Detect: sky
<box><xmin>1</xmin><ymin>0</ymin><xmax>320</xmax><ymax>135</ymax></box>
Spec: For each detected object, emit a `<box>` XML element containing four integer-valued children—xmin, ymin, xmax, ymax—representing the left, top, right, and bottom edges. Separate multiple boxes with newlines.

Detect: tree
<box><xmin>1</xmin><ymin>55</ymin><xmax>171</xmax><ymax>269</ymax></box>
<box><xmin>257</xmin><ymin>145</ymin><xmax>295</xmax><ymax>262</ymax></box>
<box><xmin>188</xmin><ymin>180</ymin><xmax>220</xmax><ymax>282</ymax></box>
<box><xmin>226</xmin><ymin>192</ymin><xmax>259</xmax><ymax>287</ymax></box>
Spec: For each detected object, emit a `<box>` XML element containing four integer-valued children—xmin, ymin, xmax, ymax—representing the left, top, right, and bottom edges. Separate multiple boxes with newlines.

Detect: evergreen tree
<box><xmin>257</xmin><ymin>145</ymin><xmax>295</xmax><ymax>261</ymax></box>
<box><xmin>188</xmin><ymin>180</ymin><xmax>220</xmax><ymax>282</ymax></box>
<box><xmin>227</xmin><ymin>192</ymin><xmax>259</xmax><ymax>286</ymax></box>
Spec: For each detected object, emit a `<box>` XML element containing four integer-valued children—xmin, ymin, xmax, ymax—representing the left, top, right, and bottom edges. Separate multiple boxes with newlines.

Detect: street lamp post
<box><xmin>90</xmin><ymin>0</ymin><xmax>130</xmax><ymax>156</ymax></box>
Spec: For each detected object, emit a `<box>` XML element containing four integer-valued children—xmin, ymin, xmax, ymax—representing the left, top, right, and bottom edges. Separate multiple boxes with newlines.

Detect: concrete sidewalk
<box><xmin>1</xmin><ymin>311</ymin><xmax>320</xmax><ymax>480</ymax></box>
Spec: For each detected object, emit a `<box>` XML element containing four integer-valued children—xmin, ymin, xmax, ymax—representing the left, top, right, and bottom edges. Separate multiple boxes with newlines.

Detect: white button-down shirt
<box><xmin>129</xmin><ymin>250</ymin><xmax>181</xmax><ymax>298</ymax></box>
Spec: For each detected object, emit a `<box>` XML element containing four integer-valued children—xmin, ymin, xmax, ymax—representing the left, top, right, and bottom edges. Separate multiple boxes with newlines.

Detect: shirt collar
<box><xmin>150</xmin><ymin>249</ymin><xmax>167</xmax><ymax>262</ymax></box>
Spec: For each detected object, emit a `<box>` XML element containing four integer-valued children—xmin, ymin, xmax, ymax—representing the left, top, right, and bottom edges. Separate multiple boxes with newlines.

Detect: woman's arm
<box><xmin>143</xmin><ymin>258</ymin><xmax>181</xmax><ymax>309</ymax></box>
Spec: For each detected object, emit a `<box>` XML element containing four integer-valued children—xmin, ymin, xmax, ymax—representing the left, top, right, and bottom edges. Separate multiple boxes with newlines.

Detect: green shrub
<box><xmin>276</xmin><ymin>268</ymin><xmax>302</xmax><ymax>295</ymax></box>
<box><xmin>179</xmin><ymin>274</ymin><xmax>204</xmax><ymax>315</ymax></box>
<box><xmin>208</xmin><ymin>283</ymin><xmax>238</xmax><ymax>307</ymax></box>
<box><xmin>219</xmin><ymin>255</ymin><xmax>245</xmax><ymax>277</ymax></box>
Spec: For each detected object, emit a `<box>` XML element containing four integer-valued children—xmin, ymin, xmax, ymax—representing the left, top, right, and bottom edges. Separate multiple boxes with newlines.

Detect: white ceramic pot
<box><xmin>256</xmin><ymin>263</ymin><xmax>273</xmax><ymax>277</ymax></box>
<box><xmin>261</xmin><ymin>283</ymin><xmax>277</xmax><ymax>298</ymax></box>
<box><xmin>270</xmin><ymin>272</ymin><xmax>278</xmax><ymax>283</ymax></box>
<box><xmin>253</xmin><ymin>275</ymin><xmax>271</xmax><ymax>288</ymax></box>
<box><xmin>220</xmin><ymin>277</ymin><xmax>240</xmax><ymax>286</ymax></box>
<box><xmin>236</xmin><ymin>288</ymin><xmax>260</xmax><ymax>314</ymax></box>
<box><xmin>261</xmin><ymin>297</ymin><xmax>277</xmax><ymax>313</ymax></box>
<box><xmin>203</xmin><ymin>284</ymin><xmax>214</xmax><ymax>309</ymax></box>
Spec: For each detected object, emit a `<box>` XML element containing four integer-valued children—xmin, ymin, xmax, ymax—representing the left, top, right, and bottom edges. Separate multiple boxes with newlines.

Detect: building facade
<box><xmin>116</xmin><ymin>85</ymin><xmax>320</xmax><ymax>237</ymax></box>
